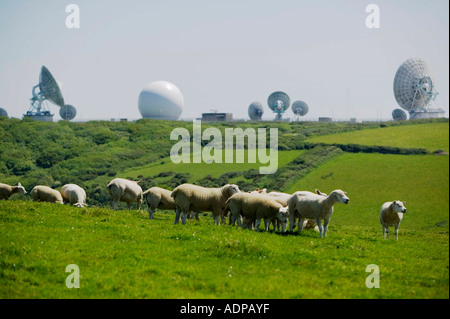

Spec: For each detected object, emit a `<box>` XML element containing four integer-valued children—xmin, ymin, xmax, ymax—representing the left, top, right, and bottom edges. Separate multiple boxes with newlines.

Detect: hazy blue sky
<box><xmin>0</xmin><ymin>0</ymin><xmax>448</xmax><ymax>121</ymax></box>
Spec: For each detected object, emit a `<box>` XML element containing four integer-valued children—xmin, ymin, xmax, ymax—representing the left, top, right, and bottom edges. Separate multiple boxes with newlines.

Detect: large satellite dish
<box><xmin>24</xmin><ymin>66</ymin><xmax>65</xmax><ymax>122</ymax></box>
<box><xmin>292</xmin><ymin>100</ymin><xmax>309</xmax><ymax>118</ymax></box>
<box><xmin>60</xmin><ymin>104</ymin><xmax>77</xmax><ymax>121</ymax></box>
<box><xmin>268</xmin><ymin>91</ymin><xmax>290</xmax><ymax>120</ymax></box>
<box><xmin>393</xmin><ymin>58</ymin><xmax>445</xmax><ymax>119</ymax></box>
<box><xmin>248</xmin><ymin>101</ymin><xmax>264</xmax><ymax>121</ymax></box>
<box><xmin>392</xmin><ymin>108</ymin><xmax>407</xmax><ymax>121</ymax></box>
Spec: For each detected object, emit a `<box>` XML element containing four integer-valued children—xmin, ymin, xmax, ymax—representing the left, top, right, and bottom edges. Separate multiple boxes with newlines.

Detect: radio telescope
<box><xmin>393</xmin><ymin>58</ymin><xmax>445</xmax><ymax>119</ymax></box>
<box><xmin>248</xmin><ymin>101</ymin><xmax>264</xmax><ymax>121</ymax></box>
<box><xmin>0</xmin><ymin>108</ymin><xmax>7</xmax><ymax>117</ymax></box>
<box><xmin>268</xmin><ymin>91</ymin><xmax>290</xmax><ymax>120</ymax></box>
<box><xmin>24</xmin><ymin>66</ymin><xmax>65</xmax><ymax>122</ymax></box>
<box><xmin>60</xmin><ymin>104</ymin><xmax>77</xmax><ymax>121</ymax></box>
<box><xmin>292</xmin><ymin>100</ymin><xmax>309</xmax><ymax>119</ymax></box>
<box><xmin>392</xmin><ymin>109</ymin><xmax>407</xmax><ymax>121</ymax></box>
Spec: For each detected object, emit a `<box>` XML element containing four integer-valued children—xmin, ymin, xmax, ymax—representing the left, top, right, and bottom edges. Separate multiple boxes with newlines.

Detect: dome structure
<box><xmin>392</xmin><ymin>108</ymin><xmax>407</xmax><ymax>121</ymax></box>
<box><xmin>0</xmin><ymin>107</ymin><xmax>8</xmax><ymax>117</ymax></box>
<box><xmin>60</xmin><ymin>104</ymin><xmax>77</xmax><ymax>120</ymax></box>
<box><xmin>138</xmin><ymin>81</ymin><xmax>183</xmax><ymax>120</ymax></box>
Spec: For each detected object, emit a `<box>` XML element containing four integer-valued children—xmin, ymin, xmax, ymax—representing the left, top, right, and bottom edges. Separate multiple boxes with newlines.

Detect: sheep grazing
<box><xmin>30</xmin><ymin>185</ymin><xmax>64</xmax><ymax>204</ymax></box>
<box><xmin>107</xmin><ymin>178</ymin><xmax>143</xmax><ymax>211</ymax></box>
<box><xmin>61</xmin><ymin>184</ymin><xmax>88</xmax><ymax>208</ymax></box>
<box><xmin>0</xmin><ymin>182</ymin><xmax>27</xmax><ymax>200</ymax></box>
<box><xmin>171</xmin><ymin>183</ymin><xmax>240</xmax><ymax>225</ymax></box>
<box><xmin>380</xmin><ymin>201</ymin><xmax>407</xmax><ymax>240</ymax></box>
<box><xmin>143</xmin><ymin>187</ymin><xmax>177</xmax><ymax>219</ymax></box>
<box><xmin>224</xmin><ymin>192</ymin><xmax>288</xmax><ymax>232</ymax></box>
<box><xmin>288</xmin><ymin>189</ymin><xmax>349</xmax><ymax>237</ymax></box>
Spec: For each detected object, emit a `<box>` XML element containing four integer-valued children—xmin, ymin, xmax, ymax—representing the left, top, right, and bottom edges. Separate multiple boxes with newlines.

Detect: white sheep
<box><xmin>380</xmin><ymin>201</ymin><xmax>407</xmax><ymax>240</ymax></box>
<box><xmin>61</xmin><ymin>184</ymin><xmax>88</xmax><ymax>207</ymax></box>
<box><xmin>224</xmin><ymin>192</ymin><xmax>288</xmax><ymax>232</ymax></box>
<box><xmin>0</xmin><ymin>182</ymin><xmax>27</xmax><ymax>200</ymax></box>
<box><xmin>171</xmin><ymin>183</ymin><xmax>240</xmax><ymax>225</ymax></box>
<box><xmin>143</xmin><ymin>187</ymin><xmax>177</xmax><ymax>219</ymax></box>
<box><xmin>107</xmin><ymin>178</ymin><xmax>143</xmax><ymax>211</ymax></box>
<box><xmin>30</xmin><ymin>185</ymin><xmax>64</xmax><ymax>204</ymax></box>
<box><xmin>288</xmin><ymin>189</ymin><xmax>349</xmax><ymax>237</ymax></box>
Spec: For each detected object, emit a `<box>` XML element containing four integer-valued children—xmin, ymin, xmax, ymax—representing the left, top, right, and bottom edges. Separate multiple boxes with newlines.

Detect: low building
<box><xmin>201</xmin><ymin>113</ymin><xmax>233</xmax><ymax>121</ymax></box>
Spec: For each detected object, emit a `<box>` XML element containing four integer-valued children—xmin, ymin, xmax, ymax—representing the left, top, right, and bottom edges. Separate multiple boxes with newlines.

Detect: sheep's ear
<box><xmin>393</xmin><ymin>200</ymin><xmax>397</xmax><ymax>205</ymax></box>
<box><xmin>18</xmin><ymin>182</ymin><xmax>22</xmax><ymax>186</ymax></box>
<box><xmin>137</xmin><ymin>180</ymin><xmax>142</xmax><ymax>184</ymax></box>
<box><xmin>315</xmin><ymin>189</ymin><xmax>320</xmax><ymax>194</ymax></box>
<box><xmin>402</xmin><ymin>201</ymin><xmax>406</xmax><ymax>204</ymax></box>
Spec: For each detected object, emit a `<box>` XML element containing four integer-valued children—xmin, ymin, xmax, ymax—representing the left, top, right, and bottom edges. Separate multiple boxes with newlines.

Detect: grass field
<box><xmin>0</xmin><ymin>120</ymin><xmax>448</xmax><ymax>299</ymax></box>
<box><xmin>305</xmin><ymin>122</ymin><xmax>449</xmax><ymax>152</ymax></box>
<box><xmin>0</xmin><ymin>201</ymin><xmax>448</xmax><ymax>299</ymax></box>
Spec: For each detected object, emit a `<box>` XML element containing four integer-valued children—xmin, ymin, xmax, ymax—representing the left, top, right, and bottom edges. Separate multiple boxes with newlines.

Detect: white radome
<box><xmin>138</xmin><ymin>81</ymin><xmax>184</xmax><ymax>120</ymax></box>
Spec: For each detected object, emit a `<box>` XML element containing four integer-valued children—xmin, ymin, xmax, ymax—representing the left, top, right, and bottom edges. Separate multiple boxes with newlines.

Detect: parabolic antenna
<box><xmin>138</xmin><ymin>81</ymin><xmax>183</xmax><ymax>120</ymax></box>
<box><xmin>0</xmin><ymin>108</ymin><xmax>8</xmax><ymax>117</ymax></box>
<box><xmin>392</xmin><ymin>108</ymin><xmax>407</xmax><ymax>121</ymax></box>
<box><xmin>24</xmin><ymin>66</ymin><xmax>65</xmax><ymax>122</ymax></box>
<box><xmin>393</xmin><ymin>58</ymin><xmax>445</xmax><ymax>119</ymax></box>
<box><xmin>268</xmin><ymin>91</ymin><xmax>290</xmax><ymax>120</ymax></box>
<box><xmin>291</xmin><ymin>100</ymin><xmax>309</xmax><ymax>117</ymax></box>
<box><xmin>60</xmin><ymin>104</ymin><xmax>77</xmax><ymax>121</ymax></box>
<box><xmin>248</xmin><ymin>102</ymin><xmax>264</xmax><ymax>121</ymax></box>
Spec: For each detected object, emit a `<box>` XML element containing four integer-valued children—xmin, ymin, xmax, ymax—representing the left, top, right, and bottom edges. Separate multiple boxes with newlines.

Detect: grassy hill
<box><xmin>0</xmin><ymin>117</ymin><xmax>448</xmax><ymax>298</ymax></box>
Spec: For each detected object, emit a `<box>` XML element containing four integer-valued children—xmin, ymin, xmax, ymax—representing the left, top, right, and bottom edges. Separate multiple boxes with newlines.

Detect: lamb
<box><xmin>107</xmin><ymin>178</ymin><xmax>143</xmax><ymax>211</ymax></box>
<box><xmin>143</xmin><ymin>186</ymin><xmax>177</xmax><ymax>219</ymax></box>
<box><xmin>0</xmin><ymin>182</ymin><xmax>27</xmax><ymax>200</ymax></box>
<box><xmin>171</xmin><ymin>183</ymin><xmax>240</xmax><ymax>225</ymax></box>
<box><xmin>224</xmin><ymin>192</ymin><xmax>288</xmax><ymax>232</ymax></box>
<box><xmin>288</xmin><ymin>189</ymin><xmax>349</xmax><ymax>237</ymax></box>
<box><xmin>30</xmin><ymin>185</ymin><xmax>64</xmax><ymax>204</ymax></box>
<box><xmin>379</xmin><ymin>201</ymin><xmax>407</xmax><ymax>240</ymax></box>
<box><xmin>61</xmin><ymin>184</ymin><xmax>88</xmax><ymax>207</ymax></box>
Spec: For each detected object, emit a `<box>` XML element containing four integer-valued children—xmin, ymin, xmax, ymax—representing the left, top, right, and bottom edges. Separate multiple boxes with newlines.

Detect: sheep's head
<box><xmin>277</xmin><ymin>207</ymin><xmax>289</xmax><ymax>232</ymax></box>
<box><xmin>224</xmin><ymin>184</ymin><xmax>240</xmax><ymax>197</ymax></box>
<box><xmin>332</xmin><ymin>190</ymin><xmax>349</xmax><ymax>204</ymax></box>
<box><xmin>392</xmin><ymin>201</ymin><xmax>407</xmax><ymax>213</ymax></box>
<box><xmin>17</xmin><ymin>183</ymin><xmax>27</xmax><ymax>195</ymax></box>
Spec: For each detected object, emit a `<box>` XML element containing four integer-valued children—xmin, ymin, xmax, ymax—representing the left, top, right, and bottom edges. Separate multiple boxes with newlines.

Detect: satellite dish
<box><xmin>0</xmin><ymin>108</ymin><xmax>8</xmax><ymax>117</ymax></box>
<box><xmin>392</xmin><ymin>108</ymin><xmax>407</xmax><ymax>121</ymax></box>
<box><xmin>268</xmin><ymin>91</ymin><xmax>290</xmax><ymax>120</ymax></box>
<box><xmin>24</xmin><ymin>66</ymin><xmax>65</xmax><ymax>121</ymax></box>
<box><xmin>60</xmin><ymin>104</ymin><xmax>77</xmax><ymax>121</ymax></box>
<box><xmin>248</xmin><ymin>102</ymin><xmax>264</xmax><ymax>121</ymax></box>
<box><xmin>393</xmin><ymin>58</ymin><xmax>445</xmax><ymax>119</ymax></box>
<box><xmin>292</xmin><ymin>100</ymin><xmax>309</xmax><ymax>117</ymax></box>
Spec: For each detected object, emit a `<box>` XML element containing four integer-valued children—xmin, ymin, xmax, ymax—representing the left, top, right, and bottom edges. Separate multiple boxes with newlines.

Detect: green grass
<box><xmin>305</xmin><ymin>122</ymin><xmax>449</xmax><ymax>152</ymax></box>
<box><xmin>286</xmin><ymin>152</ymin><xmax>449</xmax><ymax>230</ymax></box>
<box><xmin>1</xmin><ymin>201</ymin><xmax>448</xmax><ymax>299</ymax></box>
<box><xmin>122</xmin><ymin>150</ymin><xmax>304</xmax><ymax>181</ymax></box>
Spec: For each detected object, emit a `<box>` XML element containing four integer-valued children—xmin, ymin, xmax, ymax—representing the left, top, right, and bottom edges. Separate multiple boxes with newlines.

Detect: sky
<box><xmin>0</xmin><ymin>0</ymin><xmax>448</xmax><ymax>121</ymax></box>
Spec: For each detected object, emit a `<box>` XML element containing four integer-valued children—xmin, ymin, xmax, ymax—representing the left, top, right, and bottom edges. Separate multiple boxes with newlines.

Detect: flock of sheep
<box><xmin>0</xmin><ymin>178</ymin><xmax>407</xmax><ymax>239</ymax></box>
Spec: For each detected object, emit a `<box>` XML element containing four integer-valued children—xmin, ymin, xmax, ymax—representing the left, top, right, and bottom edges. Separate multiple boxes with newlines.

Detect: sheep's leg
<box><xmin>127</xmin><ymin>202</ymin><xmax>131</xmax><ymax>210</ymax></box>
<box><xmin>382</xmin><ymin>226</ymin><xmax>385</xmax><ymax>239</ymax></box>
<box><xmin>174</xmin><ymin>208</ymin><xmax>181</xmax><ymax>224</ymax></box>
<box><xmin>394</xmin><ymin>225</ymin><xmax>399</xmax><ymax>240</ymax></box>
<box><xmin>289</xmin><ymin>214</ymin><xmax>295</xmax><ymax>233</ymax></box>
<box><xmin>255</xmin><ymin>219</ymin><xmax>261</xmax><ymax>231</ymax></box>
<box><xmin>213</xmin><ymin>215</ymin><xmax>220</xmax><ymax>225</ymax></box>
<box><xmin>315</xmin><ymin>217</ymin><xmax>323</xmax><ymax>237</ymax></box>
<box><xmin>264</xmin><ymin>219</ymin><xmax>270</xmax><ymax>231</ymax></box>
<box><xmin>298</xmin><ymin>217</ymin><xmax>305</xmax><ymax>234</ymax></box>
<box><xmin>148</xmin><ymin>207</ymin><xmax>154</xmax><ymax>219</ymax></box>
<box><xmin>386</xmin><ymin>227</ymin><xmax>390</xmax><ymax>239</ymax></box>
<box><xmin>181</xmin><ymin>212</ymin><xmax>188</xmax><ymax>225</ymax></box>
<box><xmin>323</xmin><ymin>218</ymin><xmax>330</xmax><ymax>238</ymax></box>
